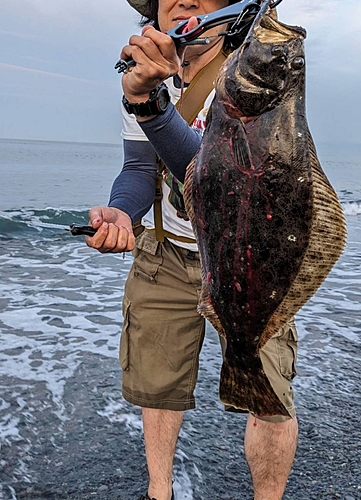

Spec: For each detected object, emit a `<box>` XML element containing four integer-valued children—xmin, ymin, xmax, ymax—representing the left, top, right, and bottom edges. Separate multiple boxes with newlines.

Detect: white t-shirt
<box><xmin>121</xmin><ymin>76</ymin><xmax>215</xmax><ymax>251</ymax></box>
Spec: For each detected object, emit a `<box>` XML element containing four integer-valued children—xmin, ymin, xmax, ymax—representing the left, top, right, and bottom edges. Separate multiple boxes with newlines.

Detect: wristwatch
<box><xmin>122</xmin><ymin>83</ymin><xmax>171</xmax><ymax>117</ymax></box>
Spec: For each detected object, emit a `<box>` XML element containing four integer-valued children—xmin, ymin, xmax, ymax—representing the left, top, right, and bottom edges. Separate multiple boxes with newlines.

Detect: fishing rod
<box><xmin>115</xmin><ymin>0</ymin><xmax>284</xmax><ymax>74</ymax></box>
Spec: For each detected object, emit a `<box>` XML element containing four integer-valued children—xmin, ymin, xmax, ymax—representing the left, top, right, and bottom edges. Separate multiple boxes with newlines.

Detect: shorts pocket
<box><xmin>276</xmin><ymin>321</ymin><xmax>298</xmax><ymax>381</ymax></box>
<box><xmin>120</xmin><ymin>295</ymin><xmax>131</xmax><ymax>371</ymax></box>
<box><xmin>133</xmin><ymin>232</ymin><xmax>162</xmax><ymax>283</ymax></box>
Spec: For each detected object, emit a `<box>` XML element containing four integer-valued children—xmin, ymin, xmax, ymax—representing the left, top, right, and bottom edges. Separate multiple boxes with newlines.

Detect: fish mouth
<box><xmin>235</xmin><ymin>69</ymin><xmax>277</xmax><ymax>97</ymax></box>
<box><xmin>255</xmin><ymin>14</ymin><xmax>306</xmax><ymax>44</ymax></box>
<box><xmin>227</xmin><ymin>72</ymin><xmax>278</xmax><ymax>117</ymax></box>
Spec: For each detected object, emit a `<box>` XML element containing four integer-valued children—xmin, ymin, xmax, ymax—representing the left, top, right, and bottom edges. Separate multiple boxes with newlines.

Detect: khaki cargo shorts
<box><xmin>120</xmin><ymin>231</ymin><xmax>298</xmax><ymax>421</ymax></box>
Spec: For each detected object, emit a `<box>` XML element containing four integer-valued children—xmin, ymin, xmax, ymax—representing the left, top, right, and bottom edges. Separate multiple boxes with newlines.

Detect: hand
<box><xmin>86</xmin><ymin>206</ymin><xmax>136</xmax><ymax>253</ymax></box>
<box><xmin>121</xmin><ymin>26</ymin><xmax>180</xmax><ymax>102</ymax></box>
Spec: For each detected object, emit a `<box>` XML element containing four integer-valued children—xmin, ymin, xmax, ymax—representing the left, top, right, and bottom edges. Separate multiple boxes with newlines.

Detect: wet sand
<box><xmin>2</xmin><ymin>325</ymin><xmax>361</xmax><ymax>500</ymax></box>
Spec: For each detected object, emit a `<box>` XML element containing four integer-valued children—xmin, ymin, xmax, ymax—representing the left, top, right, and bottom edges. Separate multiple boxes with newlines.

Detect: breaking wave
<box><xmin>343</xmin><ymin>201</ymin><xmax>361</xmax><ymax>216</ymax></box>
<box><xmin>0</xmin><ymin>208</ymin><xmax>90</xmax><ymax>239</ymax></box>
<box><xmin>0</xmin><ymin>198</ymin><xmax>359</xmax><ymax>241</ymax></box>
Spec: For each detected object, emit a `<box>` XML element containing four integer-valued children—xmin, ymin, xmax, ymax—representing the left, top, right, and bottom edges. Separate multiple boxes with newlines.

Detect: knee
<box><xmin>251</xmin><ymin>414</ymin><xmax>298</xmax><ymax>432</ymax></box>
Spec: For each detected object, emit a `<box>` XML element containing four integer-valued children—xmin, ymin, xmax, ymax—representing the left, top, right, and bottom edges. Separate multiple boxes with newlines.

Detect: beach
<box><xmin>0</xmin><ymin>138</ymin><xmax>360</xmax><ymax>500</ymax></box>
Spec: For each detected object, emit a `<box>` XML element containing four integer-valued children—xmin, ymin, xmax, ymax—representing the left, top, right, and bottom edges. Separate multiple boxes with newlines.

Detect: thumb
<box><xmin>88</xmin><ymin>206</ymin><xmax>105</xmax><ymax>228</ymax></box>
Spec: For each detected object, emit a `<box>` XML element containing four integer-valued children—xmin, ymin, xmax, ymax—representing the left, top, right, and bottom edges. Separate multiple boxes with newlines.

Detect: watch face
<box><xmin>158</xmin><ymin>89</ymin><xmax>170</xmax><ymax>111</ymax></box>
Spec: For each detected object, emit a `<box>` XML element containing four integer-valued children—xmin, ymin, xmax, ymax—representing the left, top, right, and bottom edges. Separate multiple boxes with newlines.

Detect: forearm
<box><xmin>138</xmin><ymin>103</ymin><xmax>202</xmax><ymax>183</ymax></box>
<box><xmin>108</xmin><ymin>140</ymin><xmax>157</xmax><ymax>223</ymax></box>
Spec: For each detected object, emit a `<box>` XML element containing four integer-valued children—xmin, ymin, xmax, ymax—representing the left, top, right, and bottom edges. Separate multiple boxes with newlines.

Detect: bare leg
<box><xmin>142</xmin><ymin>408</ymin><xmax>183</xmax><ymax>500</ymax></box>
<box><xmin>244</xmin><ymin>415</ymin><xmax>298</xmax><ymax>500</ymax></box>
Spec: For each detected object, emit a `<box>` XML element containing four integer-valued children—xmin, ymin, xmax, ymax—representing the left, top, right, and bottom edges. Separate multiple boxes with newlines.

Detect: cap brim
<box><xmin>127</xmin><ymin>0</ymin><xmax>149</xmax><ymax>16</ymax></box>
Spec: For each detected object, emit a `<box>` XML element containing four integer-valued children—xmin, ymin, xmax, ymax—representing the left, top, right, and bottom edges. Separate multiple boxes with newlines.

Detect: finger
<box><xmin>120</xmin><ymin>42</ymin><xmax>135</xmax><ymax>63</ymax></box>
<box><xmin>124</xmin><ymin>230</ymin><xmax>136</xmax><ymax>252</ymax></box>
<box><xmin>141</xmin><ymin>25</ymin><xmax>155</xmax><ymax>35</ymax></box>
<box><xmin>110</xmin><ymin>225</ymin><xmax>135</xmax><ymax>253</ymax></box>
<box><xmin>141</xmin><ymin>29</ymin><xmax>179</xmax><ymax>67</ymax></box>
<box><xmin>85</xmin><ymin>222</ymin><xmax>109</xmax><ymax>249</ymax></box>
<box><xmin>98</xmin><ymin>224</ymin><xmax>132</xmax><ymax>254</ymax></box>
<box><xmin>128</xmin><ymin>32</ymin><xmax>178</xmax><ymax>77</ymax></box>
<box><xmin>106</xmin><ymin>223</ymin><xmax>127</xmax><ymax>253</ymax></box>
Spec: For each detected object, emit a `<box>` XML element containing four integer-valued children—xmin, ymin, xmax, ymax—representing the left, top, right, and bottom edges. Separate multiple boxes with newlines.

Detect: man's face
<box><xmin>158</xmin><ymin>0</ymin><xmax>229</xmax><ymax>33</ymax></box>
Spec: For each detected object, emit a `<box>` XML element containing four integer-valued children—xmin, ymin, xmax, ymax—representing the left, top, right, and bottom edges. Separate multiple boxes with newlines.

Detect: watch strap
<box><xmin>122</xmin><ymin>83</ymin><xmax>170</xmax><ymax>117</ymax></box>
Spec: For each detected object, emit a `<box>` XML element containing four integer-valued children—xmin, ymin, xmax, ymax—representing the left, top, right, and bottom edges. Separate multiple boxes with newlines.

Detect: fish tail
<box><xmin>219</xmin><ymin>359</ymin><xmax>291</xmax><ymax>417</ymax></box>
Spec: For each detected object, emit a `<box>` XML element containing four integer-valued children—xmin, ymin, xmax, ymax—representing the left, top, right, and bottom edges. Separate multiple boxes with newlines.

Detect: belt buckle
<box><xmin>186</xmin><ymin>250</ymin><xmax>196</xmax><ymax>260</ymax></box>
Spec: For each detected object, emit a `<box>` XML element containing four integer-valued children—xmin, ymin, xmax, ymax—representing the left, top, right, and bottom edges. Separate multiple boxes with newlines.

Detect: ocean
<box><xmin>0</xmin><ymin>138</ymin><xmax>360</xmax><ymax>500</ymax></box>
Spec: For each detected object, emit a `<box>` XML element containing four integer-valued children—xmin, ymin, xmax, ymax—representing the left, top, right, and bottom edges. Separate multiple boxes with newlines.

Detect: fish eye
<box><xmin>292</xmin><ymin>56</ymin><xmax>305</xmax><ymax>69</ymax></box>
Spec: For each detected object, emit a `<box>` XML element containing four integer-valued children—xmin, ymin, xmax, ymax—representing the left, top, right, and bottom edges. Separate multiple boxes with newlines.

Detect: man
<box><xmin>86</xmin><ymin>1</ymin><xmax>299</xmax><ymax>499</ymax></box>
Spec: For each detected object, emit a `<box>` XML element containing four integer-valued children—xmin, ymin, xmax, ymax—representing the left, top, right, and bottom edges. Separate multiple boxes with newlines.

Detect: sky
<box><xmin>0</xmin><ymin>0</ymin><xmax>360</xmax><ymax>146</ymax></box>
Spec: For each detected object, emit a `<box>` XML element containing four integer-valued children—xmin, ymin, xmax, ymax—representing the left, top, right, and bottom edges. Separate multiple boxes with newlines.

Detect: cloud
<box><xmin>19</xmin><ymin>55</ymin><xmax>56</xmax><ymax>65</ymax></box>
<box><xmin>0</xmin><ymin>0</ymin><xmax>138</xmax><ymax>29</ymax></box>
<box><xmin>0</xmin><ymin>0</ymin><xmax>359</xmax><ymax>145</ymax></box>
<box><xmin>278</xmin><ymin>0</ymin><xmax>361</xmax><ymax>79</ymax></box>
<box><xmin>0</xmin><ymin>28</ymin><xmax>41</xmax><ymax>41</ymax></box>
<box><xmin>0</xmin><ymin>62</ymin><xmax>114</xmax><ymax>88</ymax></box>
<box><xmin>0</xmin><ymin>0</ymin><xmax>141</xmax><ymax>58</ymax></box>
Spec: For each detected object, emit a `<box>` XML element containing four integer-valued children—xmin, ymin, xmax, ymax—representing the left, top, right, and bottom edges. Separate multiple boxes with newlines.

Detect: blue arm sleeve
<box><xmin>108</xmin><ymin>139</ymin><xmax>157</xmax><ymax>223</ymax></box>
<box><xmin>138</xmin><ymin>103</ymin><xmax>202</xmax><ymax>183</ymax></box>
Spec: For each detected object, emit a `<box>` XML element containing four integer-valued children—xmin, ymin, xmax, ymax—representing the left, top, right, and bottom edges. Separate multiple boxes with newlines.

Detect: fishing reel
<box><xmin>115</xmin><ymin>0</ymin><xmax>284</xmax><ymax>73</ymax></box>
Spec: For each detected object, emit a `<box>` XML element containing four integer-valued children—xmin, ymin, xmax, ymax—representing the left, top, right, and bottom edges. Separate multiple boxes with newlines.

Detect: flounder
<box><xmin>184</xmin><ymin>4</ymin><xmax>347</xmax><ymax>416</ymax></box>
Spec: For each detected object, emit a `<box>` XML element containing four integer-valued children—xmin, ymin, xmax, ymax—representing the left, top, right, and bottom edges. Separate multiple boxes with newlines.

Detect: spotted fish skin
<box><xmin>184</xmin><ymin>7</ymin><xmax>347</xmax><ymax>416</ymax></box>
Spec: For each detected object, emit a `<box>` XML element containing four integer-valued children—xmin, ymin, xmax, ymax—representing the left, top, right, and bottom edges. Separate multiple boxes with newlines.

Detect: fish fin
<box><xmin>184</xmin><ymin>155</ymin><xmax>226</xmax><ymax>337</ymax></box>
<box><xmin>184</xmin><ymin>155</ymin><xmax>196</xmax><ymax>230</ymax></box>
<box><xmin>198</xmin><ymin>283</ymin><xmax>226</xmax><ymax>338</ymax></box>
<box><xmin>219</xmin><ymin>358</ymin><xmax>290</xmax><ymax>417</ymax></box>
<box><xmin>259</xmin><ymin>131</ymin><xmax>347</xmax><ymax>350</ymax></box>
